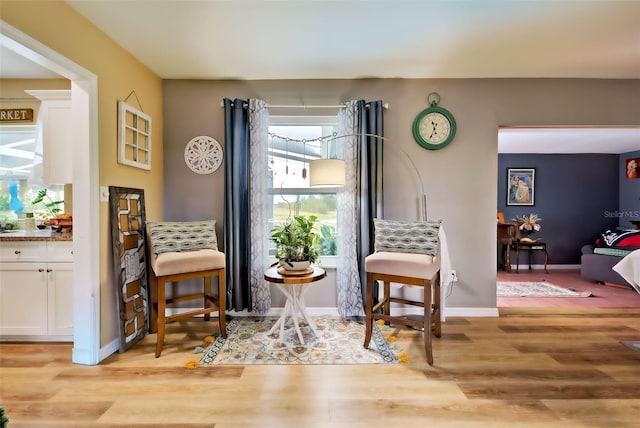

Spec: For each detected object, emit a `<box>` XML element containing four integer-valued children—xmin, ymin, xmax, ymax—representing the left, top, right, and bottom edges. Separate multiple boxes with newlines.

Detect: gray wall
<box><xmin>620</xmin><ymin>149</ymin><xmax>640</xmax><ymax>229</ymax></box>
<box><xmin>498</xmin><ymin>154</ymin><xmax>620</xmax><ymax>264</ymax></box>
<box><xmin>163</xmin><ymin>78</ymin><xmax>640</xmax><ymax>313</ymax></box>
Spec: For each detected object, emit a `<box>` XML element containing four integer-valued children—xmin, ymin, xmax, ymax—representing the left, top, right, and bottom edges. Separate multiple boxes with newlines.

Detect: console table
<box><xmin>513</xmin><ymin>240</ymin><xmax>548</xmax><ymax>273</ymax></box>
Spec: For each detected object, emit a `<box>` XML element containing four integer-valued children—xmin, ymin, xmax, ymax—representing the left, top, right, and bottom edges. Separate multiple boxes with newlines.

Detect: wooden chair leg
<box><xmin>423</xmin><ymin>277</ymin><xmax>433</xmax><ymax>365</ymax></box>
<box><xmin>433</xmin><ymin>273</ymin><xmax>442</xmax><ymax>338</ymax></box>
<box><xmin>383</xmin><ymin>281</ymin><xmax>391</xmax><ymax>325</ymax></box>
<box><xmin>218</xmin><ymin>270</ymin><xmax>227</xmax><ymax>338</ymax></box>
<box><xmin>203</xmin><ymin>275</ymin><xmax>212</xmax><ymax>321</ymax></box>
<box><xmin>155</xmin><ymin>278</ymin><xmax>166</xmax><ymax>358</ymax></box>
<box><xmin>363</xmin><ymin>272</ymin><xmax>374</xmax><ymax>348</ymax></box>
<box><xmin>149</xmin><ymin>272</ymin><xmax>158</xmax><ymax>333</ymax></box>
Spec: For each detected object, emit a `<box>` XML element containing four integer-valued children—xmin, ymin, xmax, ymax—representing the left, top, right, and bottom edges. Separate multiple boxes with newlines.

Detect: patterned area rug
<box><xmin>497</xmin><ymin>281</ymin><xmax>594</xmax><ymax>297</ymax></box>
<box><xmin>198</xmin><ymin>316</ymin><xmax>399</xmax><ymax>365</ymax></box>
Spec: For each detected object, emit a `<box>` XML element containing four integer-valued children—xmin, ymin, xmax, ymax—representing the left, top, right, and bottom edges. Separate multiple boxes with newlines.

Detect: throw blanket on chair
<box><xmin>613</xmin><ymin>249</ymin><xmax>640</xmax><ymax>294</ymax></box>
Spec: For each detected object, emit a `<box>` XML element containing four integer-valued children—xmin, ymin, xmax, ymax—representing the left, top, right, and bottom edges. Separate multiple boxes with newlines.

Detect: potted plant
<box><xmin>270</xmin><ymin>215</ymin><xmax>319</xmax><ymax>271</ymax></box>
<box><xmin>31</xmin><ymin>188</ymin><xmax>71</xmax><ymax>231</ymax></box>
<box><xmin>31</xmin><ymin>188</ymin><xmax>63</xmax><ymax>219</ymax></box>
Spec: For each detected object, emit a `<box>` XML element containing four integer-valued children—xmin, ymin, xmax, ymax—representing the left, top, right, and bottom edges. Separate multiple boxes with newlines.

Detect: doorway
<box><xmin>1</xmin><ymin>22</ymin><xmax>100</xmax><ymax>365</ymax></box>
<box><xmin>497</xmin><ymin>126</ymin><xmax>640</xmax><ymax>309</ymax></box>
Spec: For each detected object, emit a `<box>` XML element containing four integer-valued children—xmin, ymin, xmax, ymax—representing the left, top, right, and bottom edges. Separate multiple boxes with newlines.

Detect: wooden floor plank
<box><xmin>2</xmin><ymin>296</ymin><xmax>640</xmax><ymax>427</ymax></box>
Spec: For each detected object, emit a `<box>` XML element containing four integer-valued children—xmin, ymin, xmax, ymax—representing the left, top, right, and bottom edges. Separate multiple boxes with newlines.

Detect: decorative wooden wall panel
<box><xmin>109</xmin><ymin>186</ymin><xmax>149</xmax><ymax>352</ymax></box>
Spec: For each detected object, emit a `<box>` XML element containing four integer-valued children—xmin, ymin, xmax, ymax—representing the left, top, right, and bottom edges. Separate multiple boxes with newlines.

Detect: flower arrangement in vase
<box><xmin>513</xmin><ymin>213</ymin><xmax>542</xmax><ymax>241</ymax></box>
<box><xmin>270</xmin><ymin>215</ymin><xmax>319</xmax><ymax>271</ymax></box>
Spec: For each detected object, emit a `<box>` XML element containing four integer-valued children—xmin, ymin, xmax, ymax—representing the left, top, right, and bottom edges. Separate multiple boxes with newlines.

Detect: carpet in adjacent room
<box><xmin>497</xmin><ymin>281</ymin><xmax>594</xmax><ymax>297</ymax></box>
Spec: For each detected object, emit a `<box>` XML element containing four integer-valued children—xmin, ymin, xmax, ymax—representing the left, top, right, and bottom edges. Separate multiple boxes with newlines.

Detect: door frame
<box><xmin>1</xmin><ymin>21</ymin><xmax>101</xmax><ymax>365</ymax></box>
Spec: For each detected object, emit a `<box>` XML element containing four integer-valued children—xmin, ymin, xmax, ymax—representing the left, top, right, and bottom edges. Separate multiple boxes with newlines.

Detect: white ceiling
<box><xmin>65</xmin><ymin>0</ymin><xmax>640</xmax><ymax>80</ymax></box>
<box><xmin>1</xmin><ymin>1</ymin><xmax>639</xmax><ymax>153</ymax></box>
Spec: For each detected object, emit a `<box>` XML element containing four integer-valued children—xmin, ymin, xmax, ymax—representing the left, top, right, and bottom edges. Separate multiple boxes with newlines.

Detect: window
<box><xmin>0</xmin><ymin>125</ymin><xmax>64</xmax><ymax>222</ymax></box>
<box><xmin>267</xmin><ymin>116</ymin><xmax>340</xmax><ymax>263</ymax></box>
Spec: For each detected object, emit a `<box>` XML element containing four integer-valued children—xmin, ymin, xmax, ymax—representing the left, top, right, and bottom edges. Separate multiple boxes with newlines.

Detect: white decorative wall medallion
<box><xmin>184</xmin><ymin>136</ymin><xmax>223</xmax><ymax>174</ymax></box>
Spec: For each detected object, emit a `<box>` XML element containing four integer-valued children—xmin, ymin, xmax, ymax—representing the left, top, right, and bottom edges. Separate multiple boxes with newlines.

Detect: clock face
<box><xmin>412</xmin><ymin>106</ymin><xmax>457</xmax><ymax>150</ymax></box>
<box><xmin>418</xmin><ymin>112</ymin><xmax>451</xmax><ymax>145</ymax></box>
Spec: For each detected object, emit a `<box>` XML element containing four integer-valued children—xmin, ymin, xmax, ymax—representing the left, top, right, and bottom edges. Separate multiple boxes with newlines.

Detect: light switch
<box><xmin>100</xmin><ymin>186</ymin><xmax>109</xmax><ymax>202</ymax></box>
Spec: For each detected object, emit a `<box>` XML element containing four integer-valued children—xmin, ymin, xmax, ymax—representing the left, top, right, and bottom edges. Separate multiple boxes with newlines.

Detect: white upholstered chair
<box><xmin>363</xmin><ymin>219</ymin><xmax>442</xmax><ymax>365</ymax></box>
<box><xmin>146</xmin><ymin>220</ymin><xmax>226</xmax><ymax>357</ymax></box>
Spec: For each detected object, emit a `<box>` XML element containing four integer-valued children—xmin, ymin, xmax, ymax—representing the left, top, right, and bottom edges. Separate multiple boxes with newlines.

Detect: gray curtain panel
<box><xmin>223</xmin><ymin>98</ymin><xmax>252</xmax><ymax>311</ymax></box>
<box><xmin>356</xmin><ymin>100</ymin><xmax>384</xmax><ymax>305</ymax></box>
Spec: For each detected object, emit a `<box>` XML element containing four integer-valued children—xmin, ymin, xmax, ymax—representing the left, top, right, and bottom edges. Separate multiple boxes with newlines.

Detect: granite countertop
<box><xmin>0</xmin><ymin>229</ymin><xmax>72</xmax><ymax>241</ymax></box>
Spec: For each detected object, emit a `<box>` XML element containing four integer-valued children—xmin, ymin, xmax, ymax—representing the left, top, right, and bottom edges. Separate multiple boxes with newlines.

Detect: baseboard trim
<box><xmin>512</xmin><ymin>264</ymin><xmax>580</xmax><ymax>271</ymax></box>
<box><xmin>227</xmin><ymin>307</ymin><xmax>340</xmax><ymax>317</ymax></box>
<box><xmin>445</xmin><ymin>307</ymin><xmax>500</xmax><ymax>317</ymax></box>
<box><xmin>99</xmin><ymin>338</ymin><xmax>120</xmax><ymax>361</ymax></box>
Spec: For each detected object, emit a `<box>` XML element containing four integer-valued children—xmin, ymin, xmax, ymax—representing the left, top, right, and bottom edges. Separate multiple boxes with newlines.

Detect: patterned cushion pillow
<box><xmin>147</xmin><ymin>220</ymin><xmax>218</xmax><ymax>255</ymax></box>
<box><xmin>373</xmin><ymin>218</ymin><xmax>441</xmax><ymax>256</ymax></box>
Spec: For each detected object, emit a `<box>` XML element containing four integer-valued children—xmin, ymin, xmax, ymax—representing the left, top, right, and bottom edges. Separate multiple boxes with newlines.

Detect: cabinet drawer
<box><xmin>0</xmin><ymin>242</ymin><xmax>46</xmax><ymax>262</ymax></box>
<box><xmin>46</xmin><ymin>241</ymin><xmax>74</xmax><ymax>262</ymax></box>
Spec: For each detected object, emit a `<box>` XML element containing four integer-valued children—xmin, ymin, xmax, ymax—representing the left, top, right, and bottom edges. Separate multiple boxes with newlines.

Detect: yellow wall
<box><xmin>1</xmin><ymin>1</ymin><xmax>164</xmax><ymax>347</ymax></box>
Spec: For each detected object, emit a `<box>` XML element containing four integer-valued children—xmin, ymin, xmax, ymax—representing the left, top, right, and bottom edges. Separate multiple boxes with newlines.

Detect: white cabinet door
<box><xmin>25</xmin><ymin>90</ymin><xmax>72</xmax><ymax>184</ymax></box>
<box><xmin>41</xmin><ymin>99</ymin><xmax>72</xmax><ymax>184</ymax></box>
<box><xmin>0</xmin><ymin>241</ymin><xmax>47</xmax><ymax>262</ymax></box>
<box><xmin>47</xmin><ymin>241</ymin><xmax>74</xmax><ymax>262</ymax></box>
<box><xmin>47</xmin><ymin>262</ymin><xmax>73</xmax><ymax>336</ymax></box>
<box><xmin>0</xmin><ymin>262</ymin><xmax>48</xmax><ymax>336</ymax></box>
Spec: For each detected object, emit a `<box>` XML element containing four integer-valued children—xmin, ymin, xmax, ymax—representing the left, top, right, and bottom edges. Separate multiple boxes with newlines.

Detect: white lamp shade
<box><xmin>309</xmin><ymin>159</ymin><xmax>346</xmax><ymax>187</ymax></box>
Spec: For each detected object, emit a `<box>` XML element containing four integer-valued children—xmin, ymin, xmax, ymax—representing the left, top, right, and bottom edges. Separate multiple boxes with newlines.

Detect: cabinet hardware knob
<box><xmin>38</xmin><ymin>268</ymin><xmax>45</xmax><ymax>272</ymax></box>
<box><xmin>14</xmin><ymin>250</ymin><xmax>21</xmax><ymax>255</ymax></box>
<box><xmin>47</xmin><ymin>269</ymin><xmax>53</xmax><ymax>272</ymax></box>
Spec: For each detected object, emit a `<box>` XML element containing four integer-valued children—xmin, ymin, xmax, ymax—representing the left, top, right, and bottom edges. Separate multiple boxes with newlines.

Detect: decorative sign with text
<box><xmin>0</xmin><ymin>108</ymin><xmax>34</xmax><ymax>122</ymax></box>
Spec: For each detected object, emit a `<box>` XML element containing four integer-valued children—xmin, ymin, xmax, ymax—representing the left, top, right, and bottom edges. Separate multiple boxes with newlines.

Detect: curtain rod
<box><xmin>267</xmin><ymin>104</ymin><xmax>345</xmax><ymax>109</ymax></box>
<box><xmin>220</xmin><ymin>101</ymin><xmax>389</xmax><ymax>109</ymax></box>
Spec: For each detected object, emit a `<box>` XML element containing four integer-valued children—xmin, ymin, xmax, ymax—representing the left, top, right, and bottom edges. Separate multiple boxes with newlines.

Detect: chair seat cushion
<box><xmin>150</xmin><ymin>249</ymin><xmax>225</xmax><ymax>277</ymax></box>
<box><xmin>365</xmin><ymin>251</ymin><xmax>439</xmax><ymax>279</ymax></box>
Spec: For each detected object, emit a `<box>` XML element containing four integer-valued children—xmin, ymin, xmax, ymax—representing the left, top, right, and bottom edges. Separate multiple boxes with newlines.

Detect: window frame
<box><xmin>267</xmin><ymin>115</ymin><xmax>340</xmax><ymax>268</ymax></box>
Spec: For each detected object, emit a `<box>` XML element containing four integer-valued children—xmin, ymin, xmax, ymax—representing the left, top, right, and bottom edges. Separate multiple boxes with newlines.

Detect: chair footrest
<box><xmin>165</xmin><ymin>307</ymin><xmax>222</xmax><ymax>323</ymax></box>
<box><xmin>373</xmin><ymin>314</ymin><xmax>426</xmax><ymax>331</ymax></box>
<box><xmin>388</xmin><ymin>296</ymin><xmax>425</xmax><ymax>307</ymax></box>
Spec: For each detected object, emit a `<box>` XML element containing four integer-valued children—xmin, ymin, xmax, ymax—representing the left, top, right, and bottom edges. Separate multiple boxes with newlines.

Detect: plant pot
<box><xmin>280</xmin><ymin>260</ymin><xmax>311</xmax><ymax>271</ymax></box>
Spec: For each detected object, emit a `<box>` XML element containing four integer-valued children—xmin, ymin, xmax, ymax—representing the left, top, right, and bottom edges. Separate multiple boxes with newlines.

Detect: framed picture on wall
<box><xmin>626</xmin><ymin>157</ymin><xmax>640</xmax><ymax>179</ymax></box>
<box><xmin>507</xmin><ymin>168</ymin><xmax>535</xmax><ymax>206</ymax></box>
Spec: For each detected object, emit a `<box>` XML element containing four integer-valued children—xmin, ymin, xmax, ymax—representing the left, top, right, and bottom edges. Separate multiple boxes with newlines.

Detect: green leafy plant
<box><xmin>0</xmin><ymin>405</ymin><xmax>8</xmax><ymax>428</ymax></box>
<box><xmin>317</xmin><ymin>224</ymin><xmax>337</xmax><ymax>256</ymax></box>
<box><xmin>270</xmin><ymin>215</ymin><xmax>320</xmax><ymax>266</ymax></box>
<box><xmin>31</xmin><ymin>188</ymin><xmax>63</xmax><ymax>218</ymax></box>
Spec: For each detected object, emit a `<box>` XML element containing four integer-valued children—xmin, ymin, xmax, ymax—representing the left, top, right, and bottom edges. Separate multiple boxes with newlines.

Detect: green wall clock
<box><xmin>412</xmin><ymin>94</ymin><xmax>457</xmax><ymax>150</ymax></box>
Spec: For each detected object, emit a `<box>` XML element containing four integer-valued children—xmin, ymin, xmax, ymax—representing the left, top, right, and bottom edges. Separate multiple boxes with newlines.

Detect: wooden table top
<box><xmin>264</xmin><ymin>265</ymin><xmax>326</xmax><ymax>285</ymax></box>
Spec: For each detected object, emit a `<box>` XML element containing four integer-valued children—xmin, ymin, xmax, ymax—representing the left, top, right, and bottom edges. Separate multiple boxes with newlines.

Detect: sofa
<box><xmin>581</xmin><ymin>229</ymin><xmax>640</xmax><ymax>285</ymax></box>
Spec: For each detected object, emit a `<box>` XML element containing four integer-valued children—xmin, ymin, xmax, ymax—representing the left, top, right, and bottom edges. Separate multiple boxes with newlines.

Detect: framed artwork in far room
<box><xmin>625</xmin><ymin>157</ymin><xmax>640</xmax><ymax>179</ymax></box>
<box><xmin>507</xmin><ymin>168</ymin><xmax>535</xmax><ymax>206</ymax></box>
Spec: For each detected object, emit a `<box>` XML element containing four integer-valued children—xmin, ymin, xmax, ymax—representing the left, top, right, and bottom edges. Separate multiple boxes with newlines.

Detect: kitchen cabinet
<box><xmin>0</xmin><ymin>240</ymin><xmax>73</xmax><ymax>340</ymax></box>
<box><xmin>25</xmin><ymin>89</ymin><xmax>72</xmax><ymax>184</ymax></box>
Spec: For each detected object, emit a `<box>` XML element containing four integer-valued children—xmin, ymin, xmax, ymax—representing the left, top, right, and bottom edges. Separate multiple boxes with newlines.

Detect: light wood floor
<box><xmin>2</xmin><ymin>304</ymin><xmax>640</xmax><ymax>427</ymax></box>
